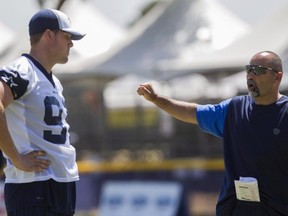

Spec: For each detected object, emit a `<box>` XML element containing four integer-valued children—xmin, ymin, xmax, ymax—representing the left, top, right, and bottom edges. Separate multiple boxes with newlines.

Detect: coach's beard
<box><xmin>247</xmin><ymin>80</ymin><xmax>260</xmax><ymax>98</ymax></box>
<box><xmin>248</xmin><ymin>86</ymin><xmax>260</xmax><ymax>98</ymax></box>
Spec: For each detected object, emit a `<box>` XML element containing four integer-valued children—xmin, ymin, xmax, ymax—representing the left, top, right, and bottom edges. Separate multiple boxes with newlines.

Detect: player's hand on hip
<box><xmin>137</xmin><ymin>82</ymin><xmax>158</xmax><ymax>102</ymax></box>
<box><xmin>15</xmin><ymin>150</ymin><xmax>51</xmax><ymax>172</ymax></box>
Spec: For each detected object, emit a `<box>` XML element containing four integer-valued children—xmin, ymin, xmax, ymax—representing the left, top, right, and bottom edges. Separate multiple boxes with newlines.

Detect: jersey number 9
<box><xmin>43</xmin><ymin>96</ymin><xmax>67</xmax><ymax>144</ymax></box>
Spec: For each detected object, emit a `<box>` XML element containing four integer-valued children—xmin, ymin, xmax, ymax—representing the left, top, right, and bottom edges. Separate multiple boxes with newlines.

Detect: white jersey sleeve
<box><xmin>0</xmin><ymin>54</ymin><xmax>79</xmax><ymax>183</ymax></box>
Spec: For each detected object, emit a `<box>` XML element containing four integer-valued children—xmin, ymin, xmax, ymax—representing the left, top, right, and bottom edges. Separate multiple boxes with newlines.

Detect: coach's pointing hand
<box><xmin>137</xmin><ymin>82</ymin><xmax>158</xmax><ymax>102</ymax></box>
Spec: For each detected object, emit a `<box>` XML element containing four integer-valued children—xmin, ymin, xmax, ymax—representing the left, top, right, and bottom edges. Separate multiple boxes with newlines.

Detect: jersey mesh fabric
<box><xmin>0</xmin><ymin>55</ymin><xmax>78</xmax><ymax>183</ymax></box>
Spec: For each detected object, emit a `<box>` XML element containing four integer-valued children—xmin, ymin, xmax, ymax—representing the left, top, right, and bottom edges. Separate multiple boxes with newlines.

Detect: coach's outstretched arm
<box><xmin>137</xmin><ymin>82</ymin><xmax>199</xmax><ymax>124</ymax></box>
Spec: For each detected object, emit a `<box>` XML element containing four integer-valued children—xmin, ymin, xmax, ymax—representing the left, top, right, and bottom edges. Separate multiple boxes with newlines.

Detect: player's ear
<box><xmin>44</xmin><ymin>29</ymin><xmax>56</xmax><ymax>41</ymax></box>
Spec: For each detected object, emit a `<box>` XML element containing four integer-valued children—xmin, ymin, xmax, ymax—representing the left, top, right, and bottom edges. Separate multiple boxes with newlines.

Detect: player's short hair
<box><xmin>29</xmin><ymin>32</ymin><xmax>44</xmax><ymax>45</ymax></box>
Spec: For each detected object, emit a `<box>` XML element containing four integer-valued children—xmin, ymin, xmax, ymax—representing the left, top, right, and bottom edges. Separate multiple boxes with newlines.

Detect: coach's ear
<box><xmin>275</xmin><ymin>71</ymin><xmax>283</xmax><ymax>82</ymax></box>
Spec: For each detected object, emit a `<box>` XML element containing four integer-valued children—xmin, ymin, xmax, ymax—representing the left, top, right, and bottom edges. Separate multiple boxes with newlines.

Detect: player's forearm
<box><xmin>0</xmin><ymin>103</ymin><xmax>21</xmax><ymax>163</ymax></box>
<box><xmin>151</xmin><ymin>95</ymin><xmax>198</xmax><ymax>124</ymax></box>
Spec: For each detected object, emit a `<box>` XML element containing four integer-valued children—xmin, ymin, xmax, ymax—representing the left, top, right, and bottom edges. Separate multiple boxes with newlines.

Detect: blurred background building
<box><xmin>1</xmin><ymin>0</ymin><xmax>288</xmax><ymax>215</ymax></box>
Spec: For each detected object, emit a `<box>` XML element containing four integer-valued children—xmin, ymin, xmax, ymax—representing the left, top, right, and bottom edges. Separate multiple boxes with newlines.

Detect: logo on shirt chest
<box><xmin>273</xmin><ymin>128</ymin><xmax>281</xmax><ymax>135</ymax></box>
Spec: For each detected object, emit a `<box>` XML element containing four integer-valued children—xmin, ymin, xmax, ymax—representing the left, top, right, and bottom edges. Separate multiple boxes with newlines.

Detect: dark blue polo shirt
<box><xmin>197</xmin><ymin>95</ymin><xmax>288</xmax><ymax>216</ymax></box>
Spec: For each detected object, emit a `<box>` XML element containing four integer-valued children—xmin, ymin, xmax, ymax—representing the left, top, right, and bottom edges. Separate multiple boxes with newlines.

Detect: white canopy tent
<box><xmin>103</xmin><ymin>73</ymin><xmax>214</xmax><ymax>109</ymax></box>
<box><xmin>103</xmin><ymin>74</ymin><xmax>163</xmax><ymax>109</ymax></box>
<box><xmin>0</xmin><ymin>0</ymin><xmax>39</xmax><ymax>65</ymax></box>
<box><xmin>58</xmin><ymin>0</ymin><xmax>126</xmax><ymax>59</ymax></box>
<box><xmin>54</xmin><ymin>0</ymin><xmax>127</xmax><ymax>71</ymax></box>
<box><xmin>0</xmin><ymin>0</ymin><xmax>126</xmax><ymax>69</ymax></box>
<box><xmin>57</xmin><ymin>0</ymin><xmax>249</xmax><ymax>79</ymax></box>
<box><xmin>151</xmin><ymin>2</ymin><xmax>288</xmax><ymax>99</ymax></box>
<box><xmin>0</xmin><ymin>32</ymin><xmax>30</xmax><ymax>66</ymax></box>
<box><xmin>0</xmin><ymin>21</ymin><xmax>14</xmax><ymax>56</ymax></box>
<box><xmin>156</xmin><ymin>3</ymin><xmax>288</xmax><ymax>75</ymax></box>
<box><xmin>97</xmin><ymin>0</ymin><xmax>253</xmax><ymax>112</ymax></box>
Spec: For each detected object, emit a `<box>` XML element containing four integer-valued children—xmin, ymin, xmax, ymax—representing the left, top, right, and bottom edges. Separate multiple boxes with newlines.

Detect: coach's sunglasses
<box><xmin>245</xmin><ymin>65</ymin><xmax>279</xmax><ymax>76</ymax></box>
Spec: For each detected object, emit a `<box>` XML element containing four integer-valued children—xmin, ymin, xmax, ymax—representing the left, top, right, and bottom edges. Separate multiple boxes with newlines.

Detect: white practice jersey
<box><xmin>0</xmin><ymin>54</ymin><xmax>79</xmax><ymax>183</ymax></box>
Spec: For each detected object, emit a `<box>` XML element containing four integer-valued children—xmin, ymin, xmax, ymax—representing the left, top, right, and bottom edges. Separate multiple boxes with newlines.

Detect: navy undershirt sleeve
<box><xmin>0</xmin><ymin>69</ymin><xmax>29</xmax><ymax>99</ymax></box>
